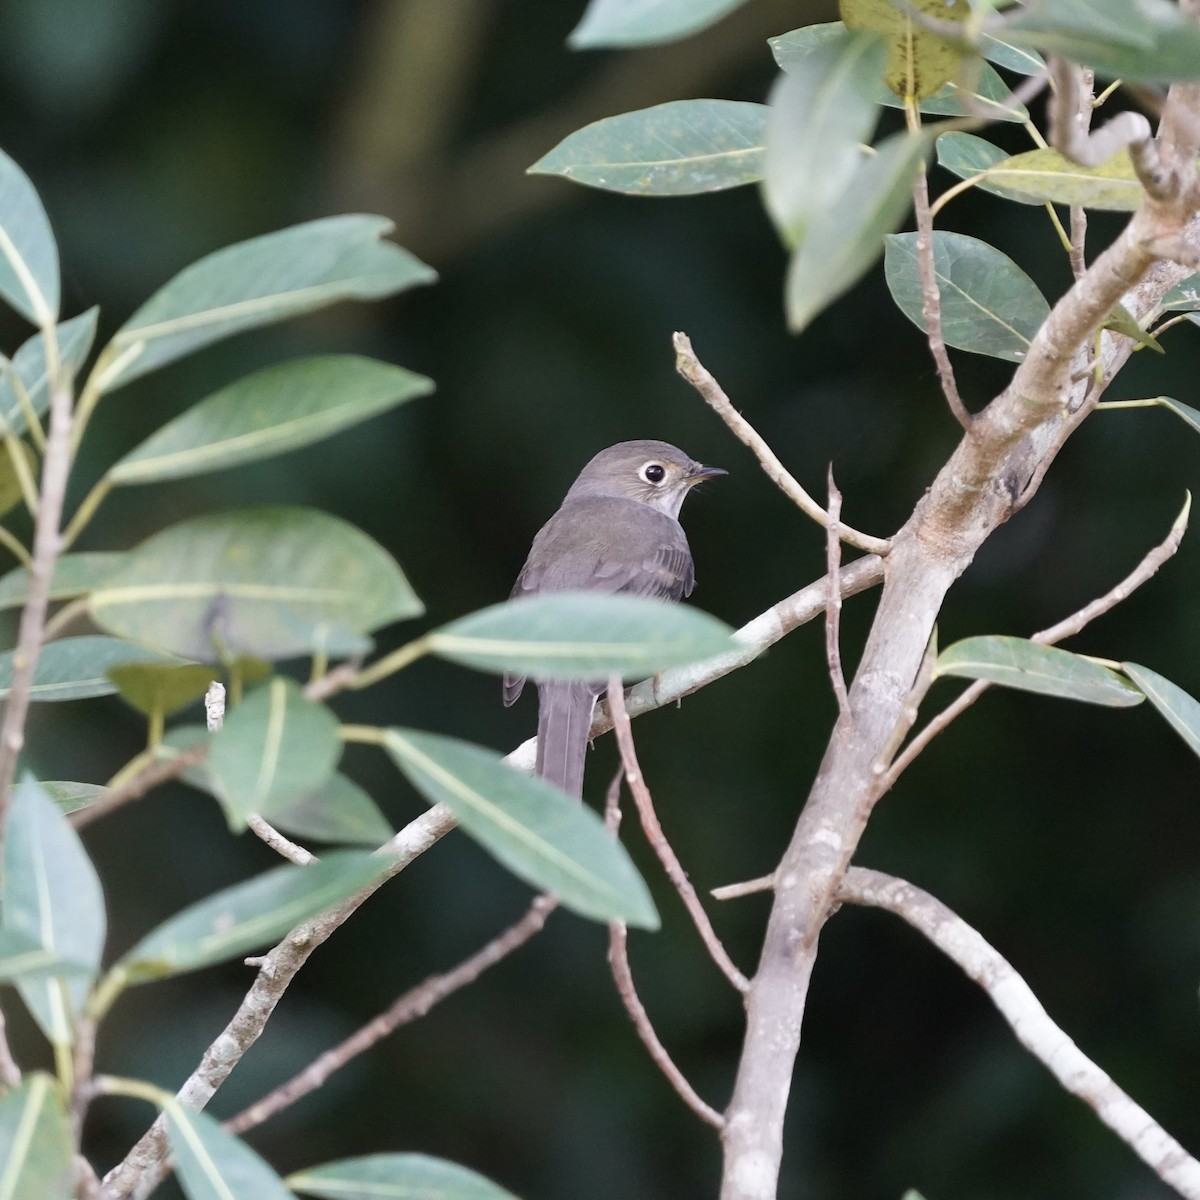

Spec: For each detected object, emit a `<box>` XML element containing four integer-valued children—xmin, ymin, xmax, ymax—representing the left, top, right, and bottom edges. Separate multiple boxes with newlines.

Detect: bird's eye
<box><xmin>640</xmin><ymin>462</ymin><xmax>667</xmax><ymax>485</ymax></box>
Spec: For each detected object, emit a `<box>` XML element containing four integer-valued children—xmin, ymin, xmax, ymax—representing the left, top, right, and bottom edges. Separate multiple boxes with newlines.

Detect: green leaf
<box><xmin>0</xmin><ymin>551</ymin><xmax>122</xmax><ymax>612</ymax></box>
<box><xmin>978</xmin><ymin>34</ymin><xmax>1045</xmax><ymax>75</ymax></box>
<box><xmin>840</xmin><ymin>0</ymin><xmax>969</xmax><ymax>100</ymax></box>
<box><xmin>0</xmin><ymin>635</ymin><xmax>181</xmax><ymax>702</ymax></box>
<box><xmin>110</xmin><ymin>355</ymin><xmax>433</xmax><ymax>486</ymax></box>
<box><xmin>568</xmin><ymin>0</ymin><xmax>748</xmax><ymax>47</ymax></box>
<box><xmin>428</xmin><ymin>593</ymin><xmax>735</xmax><ymax>681</ymax></box>
<box><xmin>0</xmin><ymin>308</ymin><xmax>98</xmax><ymax>435</ymax></box>
<box><xmin>1161</xmin><ymin>275</ymin><xmax>1200</xmax><ymax>313</ymax></box>
<box><xmin>957</xmin><ymin>146</ymin><xmax>1145</xmax><ymax>211</ymax></box>
<box><xmin>384</xmin><ymin>728</ymin><xmax>658</xmax><ymax>928</ymax></box>
<box><xmin>771</xmin><ymin>24</ymin><xmax>1026</xmax><ymax>122</ymax></box>
<box><xmin>936</xmin><ymin>636</ymin><xmax>1144</xmax><ymax>706</ymax></box>
<box><xmin>0</xmin><ymin>1074</ymin><xmax>74</xmax><ymax>1200</ymax></box>
<box><xmin>1101</xmin><ymin>303</ymin><xmax>1163</xmax><ymax>353</ymax></box>
<box><xmin>0</xmin><ymin>148</ymin><xmax>59</xmax><ymax>326</ymax></box>
<box><xmin>165</xmin><ymin>1101</ymin><xmax>293</xmax><ymax>1200</ymax></box>
<box><xmin>89</xmin><ymin>506</ymin><xmax>422</xmax><ymax>662</ymax></box>
<box><xmin>763</xmin><ymin>30</ymin><xmax>886</xmax><ymax>246</ymax></box>
<box><xmin>100</xmin><ymin>215</ymin><xmax>436</xmax><ymax>393</ymax></box>
<box><xmin>206</xmin><ymin>678</ymin><xmax>341</xmax><ymax>829</ymax></box>
<box><xmin>41</xmin><ymin>781</ymin><xmax>106</xmax><ymax>815</ymax></box>
<box><xmin>884</xmin><ymin>231</ymin><xmax>1050</xmax><ymax>362</ymax></box>
<box><xmin>268</xmin><ymin>774</ymin><xmax>393</xmax><ymax>847</ymax></box>
<box><xmin>0</xmin><ymin>439</ymin><xmax>34</xmax><ymax>521</ymax></box>
<box><xmin>0</xmin><ymin>928</ymin><xmax>93</xmax><ymax>984</ymax></box>
<box><xmin>1121</xmin><ymin>663</ymin><xmax>1200</xmax><ymax>759</ymax></box>
<box><xmin>786</xmin><ymin>130</ymin><xmax>929</xmax><ymax>334</ymax></box>
<box><xmin>529</xmin><ymin>100</ymin><xmax>768</xmax><ymax>195</ymax></box>
<box><xmin>108</xmin><ymin>662</ymin><xmax>214</xmax><ymax>717</ymax></box>
<box><xmin>1006</xmin><ymin>0</ymin><xmax>1200</xmax><ymax>82</ymax></box>
<box><xmin>113</xmin><ymin>851</ymin><xmax>382</xmax><ymax>985</ymax></box>
<box><xmin>287</xmin><ymin>1154</ymin><xmax>521</xmax><ymax>1200</ymax></box>
<box><xmin>1150</xmin><ymin>397</ymin><xmax>1200</xmax><ymax>438</ymax></box>
<box><xmin>2</xmin><ymin>776</ymin><xmax>106</xmax><ymax>1047</ymax></box>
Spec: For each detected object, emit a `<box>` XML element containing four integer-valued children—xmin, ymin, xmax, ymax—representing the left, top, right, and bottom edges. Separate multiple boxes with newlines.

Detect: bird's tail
<box><xmin>536</xmin><ymin>681</ymin><xmax>600</xmax><ymax>800</ymax></box>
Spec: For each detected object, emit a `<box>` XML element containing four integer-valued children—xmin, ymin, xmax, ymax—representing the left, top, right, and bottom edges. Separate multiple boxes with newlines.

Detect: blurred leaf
<box><xmin>978</xmin><ymin>34</ymin><xmax>1045</xmax><ymax>74</ymax></box>
<box><xmin>0</xmin><ymin>551</ymin><xmax>122</xmax><ymax>611</ymax></box>
<box><xmin>841</xmin><ymin>0</ymin><xmax>969</xmax><ymax>99</ymax></box>
<box><xmin>0</xmin><ymin>635</ymin><xmax>180</xmax><ymax>702</ymax></box>
<box><xmin>529</xmin><ymin>100</ymin><xmax>767</xmax><ymax>195</ymax></box>
<box><xmin>114</xmin><ymin>852</ymin><xmax>381</xmax><ymax>985</ymax></box>
<box><xmin>772</xmin><ymin>24</ymin><xmax>1025</xmax><ymax>121</ymax></box>
<box><xmin>937</xmin><ymin>130</ymin><xmax>1016</xmax><ymax>197</ymax></box>
<box><xmin>384</xmin><ymin>728</ymin><xmax>659</xmax><ymax>928</ymax></box>
<box><xmin>787</xmin><ymin>130</ymin><xmax>929</xmax><ymax>334</ymax></box>
<box><xmin>0</xmin><ymin>437</ymin><xmax>34</xmax><ymax>519</ymax></box>
<box><xmin>936</xmin><ymin>637</ymin><xmax>1144</xmax><ymax>706</ymax></box>
<box><xmin>0</xmin><ymin>1074</ymin><xmax>74</xmax><ymax>1200</ymax></box>
<box><xmin>1102</xmin><ymin>303</ymin><xmax>1162</xmax><ymax>352</ymax></box>
<box><xmin>110</xmin><ymin>355</ymin><xmax>432</xmax><ymax>486</ymax></box>
<box><xmin>0</xmin><ymin>147</ymin><xmax>59</xmax><ymax>325</ymax></box>
<box><xmin>1121</xmin><ymin>663</ymin><xmax>1200</xmax><ymax>758</ymax></box>
<box><xmin>90</xmin><ymin>506</ymin><xmax>421</xmax><ymax>662</ymax></box>
<box><xmin>41</xmin><ymin>780</ymin><xmax>106</xmax><ymax>815</ymax></box>
<box><xmin>1006</xmin><ymin>0</ymin><xmax>1200</xmax><ymax>82</ymax></box>
<box><xmin>428</xmin><ymin>593</ymin><xmax>735</xmax><ymax>681</ymax></box>
<box><xmin>206</xmin><ymin>678</ymin><xmax>341</xmax><ymax>830</ymax></box>
<box><xmin>1152</xmin><ymin>397</ymin><xmax>1200</xmax><ymax>437</ymax></box>
<box><xmin>165</xmin><ymin>1101</ymin><xmax>293</xmax><ymax>1200</ymax></box>
<box><xmin>763</xmin><ymin>30</ymin><xmax>885</xmax><ymax>246</ymax></box>
<box><xmin>568</xmin><ymin>0</ymin><xmax>748</xmax><ymax>47</ymax></box>
<box><xmin>884</xmin><ymin>231</ymin><xmax>1050</xmax><ymax>361</ymax></box>
<box><xmin>100</xmin><ymin>216</ymin><xmax>436</xmax><ymax>392</ymax></box>
<box><xmin>0</xmin><ymin>308</ymin><xmax>98</xmax><ymax>434</ymax></box>
<box><xmin>0</xmin><ymin>928</ymin><xmax>93</xmax><ymax>983</ymax></box>
<box><xmin>108</xmin><ymin>661</ymin><xmax>214</xmax><ymax>717</ymax></box>
<box><xmin>268</xmin><ymin>774</ymin><xmax>393</xmax><ymax>847</ymax></box>
<box><xmin>1161</xmin><ymin>274</ymin><xmax>1200</xmax><ymax>312</ymax></box>
<box><xmin>2</xmin><ymin>776</ymin><xmax>105</xmax><ymax>1046</ymax></box>
<box><xmin>288</xmin><ymin>1154</ymin><xmax>521</xmax><ymax>1200</ymax></box>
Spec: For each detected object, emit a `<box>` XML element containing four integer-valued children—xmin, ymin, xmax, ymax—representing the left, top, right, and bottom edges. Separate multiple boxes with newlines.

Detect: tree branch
<box><xmin>838</xmin><ymin>868</ymin><xmax>1200</xmax><ymax>1199</ymax></box>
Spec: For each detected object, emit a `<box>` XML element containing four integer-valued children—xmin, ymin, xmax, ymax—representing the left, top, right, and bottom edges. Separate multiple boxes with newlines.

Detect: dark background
<box><xmin>2</xmin><ymin>2</ymin><xmax>1200</xmax><ymax>1198</ymax></box>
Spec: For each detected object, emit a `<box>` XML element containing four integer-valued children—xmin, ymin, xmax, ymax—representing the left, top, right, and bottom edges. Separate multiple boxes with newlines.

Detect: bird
<box><xmin>503</xmin><ymin>440</ymin><xmax>725</xmax><ymax>799</ymax></box>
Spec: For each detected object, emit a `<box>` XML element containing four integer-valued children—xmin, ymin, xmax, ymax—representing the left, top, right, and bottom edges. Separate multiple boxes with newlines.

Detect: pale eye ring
<box><xmin>640</xmin><ymin>462</ymin><xmax>667</xmax><ymax>485</ymax></box>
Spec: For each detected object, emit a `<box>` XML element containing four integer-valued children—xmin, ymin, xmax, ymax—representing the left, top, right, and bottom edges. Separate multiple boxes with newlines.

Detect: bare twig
<box><xmin>883</xmin><ymin>496</ymin><xmax>1188</xmax><ymax>788</ymax></box>
<box><xmin>838</xmin><ymin>867</ymin><xmax>1200</xmax><ymax>1199</ymax></box>
<box><xmin>607</xmin><ymin>679</ymin><xmax>748</xmax><ymax>993</ymax></box>
<box><xmin>1048</xmin><ymin>57</ymin><xmax>1155</xmax><ymax>172</ymax></box>
<box><xmin>909</xmin><ymin>130</ymin><xmax>973</xmax><ymax>432</ymax></box>
<box><xmin>824</xmin><ymin>469</ymin><xmax>851</xmax><ymax>724</ymax></box>
<box><xmin>71</xmin><ymin>744</ymin><xmax>209</xmax><ymax>830</ymax></box>
<box><xmin>225</xmin><ymin>891</ymin><xmax>558</xmax><ymax>1135</ymax></box>
<box><xmin>608</xmin><ymin>918</ymin><xmax>725</xmax><ymax>1130</ymax></box>
<box><xmin>1069</xmin><ymin>69</ymin><xmax>1095</xmax><ymax>279</ymax></box>
<box><xmin>245</xmin><ymin>815</ymin><xmax>316</xmax><ymax>866</ymax></box>
<box><xmin>673</xmin><ymin>332</ymin><xmax>891</xmax><ymax>556</ymax></box>
<box><xmin>0</xmin><ymin>383</ymin><xmax>74</xmax><ymax>835</ymax></box>
<box><xmin>711</xmin><ymin>873</ymin><xmax>774</xmax><ymax>902</ymax></box>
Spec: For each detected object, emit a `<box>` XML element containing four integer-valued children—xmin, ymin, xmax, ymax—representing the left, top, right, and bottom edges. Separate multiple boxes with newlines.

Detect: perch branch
<box><xmin>824</xmin><ymin>469</ymin><xmax>851</xmax><ymax>724</ymax></box>
<box><xmin>839</xmin><ymin>868</ymin><xmax>1200</xmax><ymax>1199</ymax></box>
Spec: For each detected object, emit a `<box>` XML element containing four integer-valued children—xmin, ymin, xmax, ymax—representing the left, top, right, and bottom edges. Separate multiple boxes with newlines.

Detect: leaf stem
<box><xmin>346</xmin><ymin>635</ymin><xmax>431</xmax><ymax>690</ymax></box>
<box><xmin>61</xmin><ymin>476</ymin><xmax>114</xmax><ymax>551</ymax></box>
<box><xmin>0</xmin><ymin>523</ymin><xmax>31</xmax><ymax>569</ymax></box>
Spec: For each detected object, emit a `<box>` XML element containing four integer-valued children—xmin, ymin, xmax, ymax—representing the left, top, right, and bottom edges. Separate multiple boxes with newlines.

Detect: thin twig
<box><xmin>608</xmin><ymin>917</ymin><xmax>725</xmax><ymax>1130</ymax></box>
<box><xmin>245</xmin><ymin>815</ymin><xmax>316</xmax><ymax>865</ymax></box>
<box><xmin>70</xmin><ymin>744</ymin><xmax>209</xmax><ymax>830</ymax></box>
<box><xmin>0</xmin><ymin>384</ymin><xmax>75</xmax><ymax>831</ymax></box>
<box><xmin>0</xmin><ymin>523</ymin><xmax>31</xmax><ymax>569</ymax></box>
<box><xmin>838</xmin><ymin>867</ymin><xmax>1200</xmax><ymax>1198</ymax></box>
<box><xmin>711</xmin><ymin>873</ymin><xmax>774</xmax><ymax>902</ymax></box>
<box><xmin>1069</xmin><ymin>69</ymin><xmax>1095</xmax><ymax>279</ymax></box>
<box><xmin>909</xmin><ymin>120</ymin><xmax>973</xmax><ymax>432</ymax></box>
<box><xmin>824</xmin><ymin>468</ymin><xmax>851</xmax><ymax>724</ymax></box>
<box><xmin>883</xmin><ymin>497</ymin><xmax>1189</xmax><ymax>788</ymax></box>
<box><xmin>224</xmin><ymin>892</ymin><xmax>558</xmax><ymax>1135</ymax></box>
<box><xmin>673</xmin><ymin>331</ymin><xmax>891</xmax><ymax>556</ymax></box>
<box><xmin>607</xmin><ymin>679</ymin><xmax>748</xmax><ymax>993</ymax></box>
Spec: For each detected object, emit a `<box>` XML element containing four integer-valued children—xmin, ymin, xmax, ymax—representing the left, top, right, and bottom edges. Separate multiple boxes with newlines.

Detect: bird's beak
<box><xmin>687</xmin><ymin>463</ymin><xmax>728</xmax><ymax>484</ymax></box>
